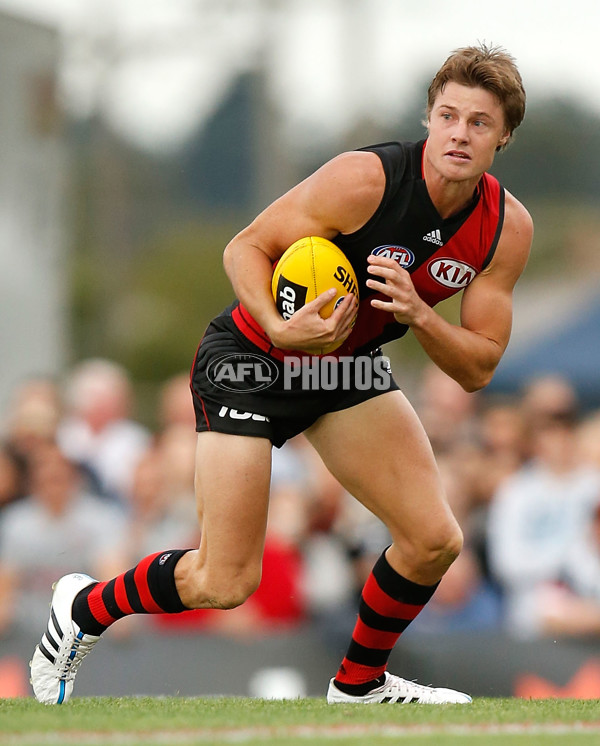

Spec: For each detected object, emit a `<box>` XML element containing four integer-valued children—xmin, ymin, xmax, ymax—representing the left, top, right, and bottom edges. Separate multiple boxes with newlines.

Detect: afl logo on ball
<box><xmin>371</xmin><ymin>245</ymin><xmax>415</xmax><ymax>268</ymax></box>
<box><xmin>428</xmin><ymin>258</ymin><xmax>477</xmax><ymax>289</ymax></box>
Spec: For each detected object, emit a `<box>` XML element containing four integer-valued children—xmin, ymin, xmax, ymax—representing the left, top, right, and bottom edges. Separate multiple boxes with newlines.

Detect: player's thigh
<box><xmin>193</xmin><ymin>431</ymin><xmax>272</xmax><ymax>576</ymax></box>
<box><xmin>304</xmin><ymin>390</ymin><xmax>457</xmax><ymax>545</ymax></box>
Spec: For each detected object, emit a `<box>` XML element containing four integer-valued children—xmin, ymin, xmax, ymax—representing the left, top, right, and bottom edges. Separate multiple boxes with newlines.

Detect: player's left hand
<box><xmin>366</xmin><ymin>254</ymin><xmax>428</xmax><ymax>326</ymax></box>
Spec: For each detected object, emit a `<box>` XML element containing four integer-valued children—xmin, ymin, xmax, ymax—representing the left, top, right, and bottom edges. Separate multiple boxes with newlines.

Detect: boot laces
<box><xmin>384</xmin><ymin>676</ymin><xmax>438</xmax><ymax>703</ymax></box>
<box><xmin>62</xmin><ymin>635</ymin><xmax>98</xmax><ymax>681</ymax></box>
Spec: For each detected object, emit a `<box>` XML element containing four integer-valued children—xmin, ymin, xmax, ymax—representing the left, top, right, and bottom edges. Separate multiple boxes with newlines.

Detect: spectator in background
<box><xmin>407</xmin><ymin>547</ymin><xmax>502</xmax><ymax>636</ymax></box>
<box><xmin>486</xmin><ymin>407</ymin><xmax>600</xmax><ymax>639</ymax></box>
<box><xmin>576</xmin><ymin>410</ymin><xmax>600</xmax><ymax>469</ymax></box>
<box><xmin>3</xmin><ymin>377</ymin><xmax>62</xmax><ymax>460</ymax></box>
<box><xmin>478</xmin><ymin>398</ymin><xmax>528</xmax><ymax>492</ymax></box>
<box><xmin>158</xmin><ymin>424</ymin><xmax>198</xmax><ymax>511</ymax></box>
<box><xmin>158</xmin><ymin>373</ymin><xmax>197</xmax><ymax>430</ymax></box>
<box><xmin>536</xmin><ymin>500</ymin><xmax>600</xmax><ymax>637</ymax></box>
<box><xmin>519</xmin><ymin>373</ymin><xmax>579</xmax><ymax>436</ymax></box>
<box><xmin>415</xmin><ymin>363</ymin><xmax>480</xmax><ymax>455</ymax></box>
<box><xmin>0</xmin><ymin>443</ymin><xmax>128</xmax><ymax>636</ymax></box>
<box><xmin>57</xmin><ymin>359</ymin><xmax>151</xmax><ymax>502</ymax></box>
<box><xmin>0</xmin><ymin>444</ymin><xmax>27</xmax><ymax>512</ymax></box>
<box><xmin>464</xmin><ymin>398</ymin><xmax>529</xmax><ymax>583</ymax></box>
<box><xmin>121</xmin><ymin>372</ymin><xmax>202</xmax><ymax>558</ymax></box>
<box><xmin>126</xmin><ymin>432</ymin><xmax>199</xmax><ymax>560</ymax></box>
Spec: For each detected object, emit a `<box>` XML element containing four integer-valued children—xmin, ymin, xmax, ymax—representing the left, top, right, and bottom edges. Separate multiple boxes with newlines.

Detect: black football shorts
<box><xmin>190</xmin><ymin>309</ymin><xmax>399</xmax><ymax>448</ymax></box>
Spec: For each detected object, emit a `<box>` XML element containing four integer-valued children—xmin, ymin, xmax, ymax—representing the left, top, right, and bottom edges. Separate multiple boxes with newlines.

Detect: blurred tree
<box><xmin>180</xmin><ymin>74</ymin><xmax>255</xmax><ymax>211</ymax></box>
<box><xmin>491</xmin><ymin>97</ymin><xmax>600</xmax><ymax>202</ymax></box>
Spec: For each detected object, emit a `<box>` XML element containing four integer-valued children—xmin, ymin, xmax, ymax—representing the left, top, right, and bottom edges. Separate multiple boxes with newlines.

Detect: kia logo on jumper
<box><xmin>428</xmin><ymin>258</ymin><xmax>476</xmax><ymax>289</ymax></box>
<box><xmin>207</xmin><ymin>353</ymin><xmax>279</xmax><ymax>392</ymax></box>
<box><xmin>371</xmin><ymin>245</ymin><xmax>415</xmax><ymax>268</ymax></box>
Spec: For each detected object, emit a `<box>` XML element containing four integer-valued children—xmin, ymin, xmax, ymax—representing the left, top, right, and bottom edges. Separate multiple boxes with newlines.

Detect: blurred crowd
<box><xmin>2</xmin><ymin>357</ymin><xmax>600</xmax><ymax>647</ymax></box>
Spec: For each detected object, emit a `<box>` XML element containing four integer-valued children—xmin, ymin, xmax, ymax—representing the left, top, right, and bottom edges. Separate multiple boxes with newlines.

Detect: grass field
<box><xmin>2</xmin><ymin>697</ymin><xmax>600</xmax><ymax>746</ymax></box>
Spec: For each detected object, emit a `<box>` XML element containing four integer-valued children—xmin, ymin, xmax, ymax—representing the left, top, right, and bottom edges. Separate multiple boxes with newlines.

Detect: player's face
<box><xmin>426</xmin><ymin>82</ymin><xmax>510</xmax><ymax>181</ymax></box>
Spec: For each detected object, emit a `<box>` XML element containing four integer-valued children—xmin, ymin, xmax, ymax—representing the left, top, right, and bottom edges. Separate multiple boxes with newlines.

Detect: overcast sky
<box><xmin>1</xmin><ymin>0</ymin><xmax>598</xmax><ymax>152</ymax></box>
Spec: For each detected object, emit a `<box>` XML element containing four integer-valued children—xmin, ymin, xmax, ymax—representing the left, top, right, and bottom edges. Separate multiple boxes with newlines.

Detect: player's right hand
<box><xmin>268</xmin><ymin>289</ymin><xmax>357</xmax><ymax>353</ymax></box>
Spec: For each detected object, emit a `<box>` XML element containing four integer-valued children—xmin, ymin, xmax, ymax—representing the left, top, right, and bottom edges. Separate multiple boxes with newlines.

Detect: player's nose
<box><xmin>451</xmin><ymin>119</ymin><xmax>469</xmax><ymax>142</ymax></box>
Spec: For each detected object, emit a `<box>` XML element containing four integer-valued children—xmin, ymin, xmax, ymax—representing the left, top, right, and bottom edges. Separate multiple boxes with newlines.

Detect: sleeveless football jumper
<box><xmin>190</xmin><ymin>139</ymin><xmax>505</xmax><ymax>446</ymax></box>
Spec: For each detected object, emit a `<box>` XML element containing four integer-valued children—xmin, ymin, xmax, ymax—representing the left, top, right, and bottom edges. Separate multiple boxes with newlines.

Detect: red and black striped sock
<box><xmin>334</xmin><ymin>549</ymin><xmax>438</xmax><ymax>694</ymax></box>
<box><xmin>72</xmin><ymin>549</ymin><xmax>191</xmax><ymax>635</ymax></box>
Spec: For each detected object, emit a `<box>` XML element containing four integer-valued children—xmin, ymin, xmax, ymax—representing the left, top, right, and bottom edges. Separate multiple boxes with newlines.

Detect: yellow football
<box><xmin>271</xmin><ymin>236</ymin><xmax>359</xmax><ymax>354</ymax></box>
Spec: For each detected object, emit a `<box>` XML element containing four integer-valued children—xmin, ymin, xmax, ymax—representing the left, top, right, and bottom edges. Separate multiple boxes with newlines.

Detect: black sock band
<box><xmin>72</xmin><ymin>548</ymin><xmax>192</xmax><ymax>635</ymax></box>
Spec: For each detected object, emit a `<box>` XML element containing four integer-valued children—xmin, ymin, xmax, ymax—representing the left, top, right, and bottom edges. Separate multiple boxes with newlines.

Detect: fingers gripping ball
<box><xmin>271</xmin><ymin>236</ymin><xmax>359</xmax><ymax>353</ymax></box>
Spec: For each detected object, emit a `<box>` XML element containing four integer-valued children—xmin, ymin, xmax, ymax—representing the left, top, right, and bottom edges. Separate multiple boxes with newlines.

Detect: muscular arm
<box><xmin>222</xmin><ymin>151</ymin><xmax>383</xmax><ymax>352</ymax></box>
<box><xmin>367</xmin><ymin>190</ymin><xmax>533</xmax><ymax>391</ymax></box>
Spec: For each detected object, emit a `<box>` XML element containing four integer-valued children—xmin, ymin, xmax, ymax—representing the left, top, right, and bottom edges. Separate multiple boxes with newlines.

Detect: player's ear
<box><xmin>496</xmin><ymin>129</ymin><xmax>510</xmax><ymax>151</ymax></box>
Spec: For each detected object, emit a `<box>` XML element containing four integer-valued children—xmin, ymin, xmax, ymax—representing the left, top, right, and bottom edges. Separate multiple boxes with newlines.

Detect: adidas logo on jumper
<box><xmin>423</xmin><ymin>229</ymin><xmax>443</xmax><ymax>246</ymax></box>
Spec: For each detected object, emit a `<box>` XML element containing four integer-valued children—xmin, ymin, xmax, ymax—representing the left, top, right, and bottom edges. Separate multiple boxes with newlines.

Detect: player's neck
<box><xmin>422</xmin><ymin>154</ymin><xmax>481</xmax><ymax>219</ymax></box>
<box><xmin>424</xmin><ymin>173</ymin><xmax>480</xmax><ymax>220</ymax></box>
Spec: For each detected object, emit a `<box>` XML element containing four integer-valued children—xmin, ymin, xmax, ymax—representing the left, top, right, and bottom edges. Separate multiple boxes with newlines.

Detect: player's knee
<box><xmin>199</xmin><ymin>565</ymin><xmax>262</xmax><ymax>610</ymax></box>
<box><xmin>396</xmin><ymin>520</ymin><xmax>463</xmax><ymax>577</ymax></box>
<box><xmin>219</xmin><ymin>574</ymin><xmax>261</xmax><ymax>609</ymax></box>
<box><xmin>436</xmin><ymin>523</ymin><xmax>464</xmax><ymax>568</ymax></box>
<box><xmin>423</xmin><ymin>521</ymin><xmax>463</xmax><ymax>572</ymax></box>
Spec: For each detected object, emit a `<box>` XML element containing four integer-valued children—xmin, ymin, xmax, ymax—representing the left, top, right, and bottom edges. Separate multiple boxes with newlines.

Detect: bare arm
<box><xmin>222</xmin><ymin>151</ymin><xmax>384</xmax><ymax>353</ymax></box>
<box><xmin>366</xmin><ymin>190</ymin><xmax>533</xmax><ymax>391</ymax></box>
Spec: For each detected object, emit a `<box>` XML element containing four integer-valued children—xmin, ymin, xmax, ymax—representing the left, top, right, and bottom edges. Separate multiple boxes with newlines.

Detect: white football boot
<box><xmin>327</xmin><ymin>672</ymin><xmax>472</xmax><ymax>704</ymax></box>
<box><xmin>30</xmin><ymin>573</ymin><xmax>100</xmax><ymax>704</ymax></box>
